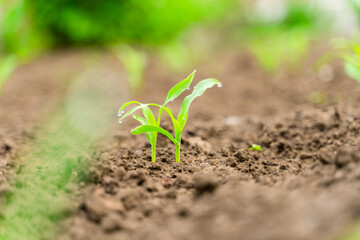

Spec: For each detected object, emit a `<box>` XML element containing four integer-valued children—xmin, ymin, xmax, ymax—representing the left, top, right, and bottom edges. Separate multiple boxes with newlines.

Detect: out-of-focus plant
<box><xmin>10</xmin><ymin>0</ymin><xmax>232</xmax><ymax>47</ymax></box>
<box><xmin>0</xmin><ymin>0</ymin><xmax>50</xmax><ymax>92</ymax></box>
<box><xmin>113</xmin><ymin>45</ymin><xmax>147</xmax><ymax>93</ymax></box>
<box><xmin>249</xmin><ymin>144</ymin><xmax>262</xmax><ymax>151</ymax></box>
<box><xmin>159</xmin><ymin>41</ymin><xmax>194</xmax><ymax>73</ymax></box>
<box><xmin>241</xmin><ymin>2</ymin><xmax>322</xmax><ymax>73</ymax></box>
<box><xmin>0</xmin><ymin>0</ymin><xmax>234</xmax><ymax>92</ymax></box>
<box><xmin>309</xmin><ymin>91</ymin><xmax>328</xmax><ymax>105</ymax></box>
<box><xmin>0</xmin><ymin>0</ymin><xmax>49</xmax><ymax>58</ymax></box>
<box><xmin>0</xmin><ymin>55</ymin><xmax>17</xmax><ymax>90</ymax></box>
<box><xmin>350</xmin><ymin>0</ymin><xmax>360</xmax><ymax>26</ymax></box>
<box><xmin>316</xmin><ymin>38</ymin><xmax>360</xmax><ymax>84</ymax></box>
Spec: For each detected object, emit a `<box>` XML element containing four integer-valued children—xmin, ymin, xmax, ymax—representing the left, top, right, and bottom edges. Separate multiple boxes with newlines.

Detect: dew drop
<box><xmin>170</xmin><ymin>99</ymin><xmax>174</xmax><ymax>102</ymax></box>
<box><xmin>117</xmin><ymin>112</ymin><xmax>122</xmax><ymax>117</ymax></box>
<box><xmin>187</xmin><ymin>87</ymin><xmax>190</xmax><ymax>90</ymax></box>
<box><xmin>118</xmin><ymin>119</ymin><xmax>123</xmax><ymax>124</ymax></box>
<box><xmin>218</xmin><ymin>83</ymin><xmax>222</xmax><ymax>88</ymax></box>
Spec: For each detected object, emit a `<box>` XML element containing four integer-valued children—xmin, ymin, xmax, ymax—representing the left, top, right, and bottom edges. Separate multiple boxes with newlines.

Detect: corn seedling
<box><xmin>249</xmin><ymin>144</ymin><xmax>262</xmax><ymax>151</ymax></box>
<box><xmin>316</xmin><ymin>38</ymin><xmax>360</xmax><ymax>84</ymax></box>
<box><xmin>117</xmin><ymin>70</ymin><xmax>221</xmax><ymax>162</ymax></box>
<box><xmin>113</xmin><ymin>45</ymin><xmax>147</xmax><ymax>93</ymax></box>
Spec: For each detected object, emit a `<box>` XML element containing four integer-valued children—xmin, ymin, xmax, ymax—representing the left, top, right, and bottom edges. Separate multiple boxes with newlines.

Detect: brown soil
<box><xmin>1</xmin><ymin>47</ymin><xmax>360</xmax><ymax>240</ymax></box>
<box><xmin>60</xmin><ymin>50</ymin><xmax>360</xmax><ymax>240</ymax></box>
<box><xmin>0</xmin><ymin>52</ymin><xmax>85</xmax><ymax>197</ymax></box>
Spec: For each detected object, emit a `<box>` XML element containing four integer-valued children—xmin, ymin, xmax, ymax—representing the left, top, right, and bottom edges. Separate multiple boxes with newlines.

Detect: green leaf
<box><xmin>163</xmin><ymin>70</ymin><xmax>196</xmax><ymax>105</ymax></box>
<box><xmin>0</xmin><ymin>55</ymin><xmax>17</xmax><ymax>86</ymax></box>
<box><xmin>177</xmin><ymin>78</ymin><xmax>221</xmax><ymax>128</ymax></box>
<box><xmin>118</xmin><ymin>102</ymin><xmax>151</xmax><ymax>122</ymax></box>
<box><xmin>133</xmin><ymin>115</ymin><xmax>152</xmax><ymax>143</ymax></box>
<box><xmin>148</xmin><ymin>103</ymin><xmax>181</xmax><ymax>130</ymax></box>
<box><xmin>133</xmin><ymin>115</ymin><xmax>148</xmax><ymax>125</ymax></box>
<box><xmin>249</xmin><ymin>144</ymin><xmax>262</xmax><ymax>151</ymax></box>
<box><xmin>344</xmin><ymin>61</ymin><xmax>360</xmax><ymax>84</ymax></box>
<box><xmin>118</xmin><ymin>101</ymin><xmax>141</xmax><ymax>114</ymax></box>
<box><xmin>131</xmin><ymin>125</ymin><xmax>178</xmax><ymax>145</ymax></box>
<box><xmin>142</xmin><ymin>105</ymin><xmax>156</xmax><ymax>125</ymax></box>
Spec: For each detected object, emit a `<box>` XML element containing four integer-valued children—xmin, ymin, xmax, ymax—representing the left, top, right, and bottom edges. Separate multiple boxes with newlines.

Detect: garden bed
<box><xmin>64</xmin><ymin>50</ymin><xmax>360</xmax><ymax>239</ymax></box>
<box><xmin>1</xmin><ymin>48</ymin><xmax>360</xmax><ymax>240</ymax></box>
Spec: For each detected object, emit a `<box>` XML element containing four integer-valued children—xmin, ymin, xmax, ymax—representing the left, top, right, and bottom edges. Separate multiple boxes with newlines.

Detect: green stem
<box><xmin>151</xmin><ymin>133</ymin><xmax>157</xmax><ymax>162</ymax></box>
<box><xmin>151</xmin><ymin>143</ymin><xmax>156</xmax><ymax>162</ymax></box>
<box><xmin>150</xmin><ymin>107</ymin><xmax>164</xmax><ymax>163</ymax></box>
<box><xmin>175</xmin><ymin>143</ymin><xmax>181</xmax><ymax>162</ymax></box>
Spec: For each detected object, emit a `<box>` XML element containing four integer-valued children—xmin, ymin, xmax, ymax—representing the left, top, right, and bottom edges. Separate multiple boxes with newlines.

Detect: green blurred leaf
<box><xmin>0</xmin><ymin>55</ymin><xmax>17</xmax><ymax>89</ymax></box>
<box><xmin>344</xmin><ymin>61</ymin><xmax>360</xmax><ymax>84</ymax></box>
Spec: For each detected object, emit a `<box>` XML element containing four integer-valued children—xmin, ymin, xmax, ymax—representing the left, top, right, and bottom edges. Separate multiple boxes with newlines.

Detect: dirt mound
<box><xmin>62</xmin><ymin>101</ymin><xmax>360</xmax><ymax>240</ymax></box>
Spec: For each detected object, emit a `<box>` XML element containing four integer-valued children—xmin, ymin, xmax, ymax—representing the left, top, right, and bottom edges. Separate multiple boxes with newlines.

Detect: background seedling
<box><xmin>112</xmin><ymin>45</ymin><xmax>147</xmax><ymax>93</ymax></box>
<box><xmin>309</xmin><ymin>91</ymin><xmax>328</xmax><ymax>105</ymax></box>
<box><xmin>249</xmin><ymin>144</ymin><xmax>262</xmax><ymax>151</ymax></box>
<box><xmin>317</xmin><ymin>38</ymin><xmax>360</xmax><ymax>84</ymax></box>
<box><xmin>118</xmin><ymin>70</ymin><xmax>221</xmax><ymax>162</ymax></box>
<box><xmin>240</xmin><ymin>2</ymin><xmax>322</xmax><ymax>74</ymax></box>
<box><xmin>0</xmin><ymin>55</ymin><xmax>17</xmax><ymax>92</ymax></box>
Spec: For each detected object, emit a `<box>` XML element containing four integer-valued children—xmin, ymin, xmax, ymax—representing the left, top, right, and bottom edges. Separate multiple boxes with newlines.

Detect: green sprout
<box><xmin>117</xmin><ymin>70</ymin><xmax>221</xmax><ymax>162</ymax></box>
<box><xmin>249</xmin><ymin>144</ymin><xmax>262</xmax><ymax>151</ymax></box>
<box><xmin>0</xmin><ymin>55</ymin><xmax>17</xmax><ymax>92</ymax></box>
<box><xmin>316</xmin><ymin>38</ymin><xmax>360</xmax><ymax>84</ymax></box>
<box><xmin>113</xmin><ymin>44</ymin><xmax>147</xmax><ymax>93</ymax></box>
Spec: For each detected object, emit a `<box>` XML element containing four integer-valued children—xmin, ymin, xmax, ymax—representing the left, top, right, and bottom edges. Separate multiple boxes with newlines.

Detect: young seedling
<box><xmin>316</xmin><ymin>38</ymin><xmax>360</xmax><ymax>84</ymax></box>
<box><xmin>249</xmin><ymin>144</ymin><xmax>262</xmax><ymax>151</ymax></box>
<box><xmin>117</xmin><ymin>70</ymin><xmax>221</xmax><ymax>162</ymax></box>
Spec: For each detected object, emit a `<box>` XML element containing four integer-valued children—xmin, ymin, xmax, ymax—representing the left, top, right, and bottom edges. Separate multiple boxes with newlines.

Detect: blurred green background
<box><xmin>0</xmin><ymin>0</ymin><xmax>359</xmax><ymax>86</ymax></box>
<box><xmin>1</xmin><ymin>1</ymin><xmax>360</xmax><ymax>239</ymax></box>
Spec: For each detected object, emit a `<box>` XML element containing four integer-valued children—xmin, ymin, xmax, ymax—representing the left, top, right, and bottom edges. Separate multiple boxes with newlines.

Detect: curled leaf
<box><xmin>131</xmin><ymin>125</ymin><xmax>178</xmax><ymax>145</ymax></box>
<box><xmin>178</xmin><ymin>78</ymin><xmax>221</xmax><ymax>128</ymax></box>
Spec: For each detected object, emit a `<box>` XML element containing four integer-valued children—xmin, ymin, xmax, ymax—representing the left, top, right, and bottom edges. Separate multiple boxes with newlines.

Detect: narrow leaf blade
<box><xmin>164</xmin><ymin>70</ymin><xmax>196</xmax><ymax>105</ymax></box>
<box><xmin>133</xmin><ymin>115</ymin><xmax>152</xmax><ymax>143</ymax></box>
<box><xmin>131</xmin><ymin>125</ymin><xmax>178</xmax><ymax>145</ymax></box>
<box><xmin>142</xmin><ymin>105</ymin><xmax>156</xmax><ymax>125</ymax></box>
<box><xmin>118</xmin><ymin>101</ymin><xmax>141</xmax><ymax>113</ymax></box>
<box><xmin>119</xmin><ymin>103</ymin><xmax>151</xmax><ymax>122</ymax></box>
<box><xmin>177</xmin><ymin>78</ymin><xmax>221</xmax><ymax>128</ymax></box>
<box><xmin>344</xmin><ymin>61</ymin><xmax>360</xmax><ymax>84</ymax></box>
<box><xmin>133</xmin><ymin>115</ymin><xmax>148</xmax><ymax>125</ymax></box>
<box><xmin>148</xmin><ymin>103</ymin><xmax>181</xmax><ymax>131</ymax></box>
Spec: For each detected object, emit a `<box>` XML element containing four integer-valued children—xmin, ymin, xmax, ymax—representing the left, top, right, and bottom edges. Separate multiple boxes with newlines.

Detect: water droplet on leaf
<box><xmin>218</xmin><ymin>83</ymin><xmax>222</xmax><ymax>88</ymax></box>
<box><xmin>118</xmin><ymin>119</ymin><xmax>123</xmax><ymax>124</ymax></box>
